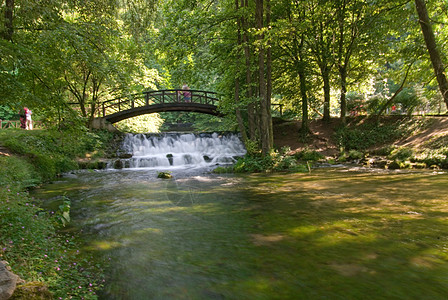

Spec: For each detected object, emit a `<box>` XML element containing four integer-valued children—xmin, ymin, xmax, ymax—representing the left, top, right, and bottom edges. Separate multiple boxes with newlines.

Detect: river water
<box><xmin>33</xmin><ymin>133</ymin><xmax>448</xmax><ymax>299</ymax></box>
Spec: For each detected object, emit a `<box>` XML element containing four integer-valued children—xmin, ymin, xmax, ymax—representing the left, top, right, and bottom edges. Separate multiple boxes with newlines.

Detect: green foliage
<box><xmin>232</xmin><ymin>155</ymin><xmax>274</xmax><ymax>173</ymax></box>
<box><xmin>0</xmin><ymin>128</ymin><xmax>114</xmax><ymax>181</ymax></box>
<box><xmin>55</xmin><ymin>196</ymin><xmax>71</xmax><ymax>227</ymax></box>
<box><xmin>212</xmin><ymin>166</ymin><xmax>230</xmax><ymax>174</ymax></box>
<box><xmin>422</xmin><ymin>134</ymin><xmax>448</xmax><ymax>149</ymax></box>
<box><xmin>0</xmin><ymin>127</ymin><xmax>111</xmax><ymax>298</ymax></box>
<box><xmin>0</xmin><ymin>105</ymin><xmax>17</xmax><ymax>120</ymax></box>
<box><xmin>244</xmin><ymin>139</ymin><xmax>261</xmax><ymax>157</ymax></box>
<box><xmin>335</xmin><ymin>118</ymin><xmax>412</xmax><ymax>151</ymax></box>
<box><xmin>371</xmin><ymin>145</ymin><xmax>396</xmax><ymax>156</ymax></box>
<box><xmin>389</xmin><ymin>147</ymin><xmax>414</xmax><ymax>161</ymax></box>
<box><xmin>412</xmin><ymin>148</ymin><xmax>448</xmax><ymax>169</ymax></box>
<box><xmin>294</xmin><ymin>149</ymin><xmax>324</xmax><ymax>161</ymax></box>
<box><xmin>115</xmin><ymin>114</ymin><xmax>164</xmax><ymax>133</ymax></box>
<box><xmin>388</xmin><ymin>160</ymin><xmax>411</xmax><ymax>169</ymax></box>
<box><xmin>0</xmin><ymin>156</ymin><xmax>40</xmax><ymax>191</ymax></box>
<box><xmin>0</xmin><ymin>189</ymin><xmax>104</xmax><ymax>299</ymax></box>
<box><xmin>232</xmin><ymin>147</ymin><xmax>308</xmax><ymax>173</ymax></box>
<box><xmin>347</xmin><ymin>150</ymin><xmax>364</xmax><ymax>160</ymax></box>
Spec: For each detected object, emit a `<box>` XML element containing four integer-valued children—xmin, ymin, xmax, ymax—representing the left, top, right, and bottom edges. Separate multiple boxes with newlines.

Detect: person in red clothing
<box><xmin>19</xmin><ymin>108</ymin><xmax>26</xmax><ymax>129</ymax></box>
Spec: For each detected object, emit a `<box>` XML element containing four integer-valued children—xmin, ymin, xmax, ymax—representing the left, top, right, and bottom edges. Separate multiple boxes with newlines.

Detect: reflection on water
<box><xmin>35</xmin><ymin>167</ymin><xmax>448</xmax><ymax>299</ymax></box>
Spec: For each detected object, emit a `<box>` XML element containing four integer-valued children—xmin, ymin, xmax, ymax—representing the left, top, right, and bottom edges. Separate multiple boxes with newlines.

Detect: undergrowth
<box><xmin>0</xmin><ymin>128</ymin><xmax>114</xmax><ymax>183</ymax></box>
<box><xmin>335</xmin><ymin>117</ymin><xmax>448</xmax><ymax>169</ymax></box>
<box><xmin>215</xmin><ymin>147</ymin><xmax>321</xmax><ymax>173</ymax></box>
<box><xmin>0</xmin><ymin>128</ymin><xmax>114</xmax><ymax>299</ymax></box>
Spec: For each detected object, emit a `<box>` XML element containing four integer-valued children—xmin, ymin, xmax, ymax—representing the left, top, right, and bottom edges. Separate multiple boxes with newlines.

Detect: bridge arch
<box><xmin>97</xmin><ymin>89</ymin><xmax>223</xmax><ymax>124</ymax></box>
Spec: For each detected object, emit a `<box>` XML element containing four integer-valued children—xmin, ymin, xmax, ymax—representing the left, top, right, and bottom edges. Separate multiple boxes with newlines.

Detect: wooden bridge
<box><xmin>98</xmin><ymin>89</ymin><xmax>221</xmax><ymax>124</ymax></box>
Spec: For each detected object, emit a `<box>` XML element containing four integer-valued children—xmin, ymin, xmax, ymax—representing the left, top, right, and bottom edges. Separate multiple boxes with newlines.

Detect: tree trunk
<box><xmin>256</xmin><ymin>0</ymin><xmax>271</xmax><ymax>155</ymax></box>
<box><xmin>336</xmin><ymin>0</ymin><xmax>347</xmax><ymax>125</ymax></box>
<box><xmin>415</xmin><ymin>0</ymin><xmax>448</xmax><ymax>110</ymax></box>
<box><xmin>375</xmin><ymin>61</ymin><xmax>414</xmax><ymax>120</ymax></box>
<box><xmin>339</xmin><ymin>65</ymin><xmax>347</xmax><ymax>124</ymax></box>
<box><xmin>234</xmin><ymin>0</ymin><xmax>248</xmax><ymax>143</ymax></box>
<box><xmin>242</xmin><ymin>0</ymin><xmax>257</xmax><ymax>140</ymax></box>
<box><xmin>299</xmin><ymin>63</ymin><xmax>309</xmax><ymax>133</ymax></box>
<box><xmin>266</xmin><ymin>0</ymin><xmax>273</xmax><ymax>147</ymax></box>
<box><xmin>296</xmin><ymin>36</ymin><xmax>309</xmax><ymax>134</ymax></box>
<box><xmin>2</xmin><ymin>0</ymin><xmax>14</xmax><ymax>41</ymax></box>
<box><xmin>322</xmin><ymin>66</ymin><xmax>331</xmax><ymax>122</ymax></box>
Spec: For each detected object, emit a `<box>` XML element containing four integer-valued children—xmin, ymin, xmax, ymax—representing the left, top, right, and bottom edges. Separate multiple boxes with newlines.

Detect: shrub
<box><xmin>295</xmin><ymin>149</ymin><xmax>324</xmax><ymax>161</ymax></box>
<box><xmin>348</xmin><ymin>150</ymin><xmax>364</xmax><ymax>160</ymax></box>
<box><xmin>389</xmin><ymin>147</ymin><xmax>413</xmax><ymax>161</ymax></box>
<box><xmin>232</xmin><ymin>149</ymin><xmax>308</xmax><ymax>173</ymax></box>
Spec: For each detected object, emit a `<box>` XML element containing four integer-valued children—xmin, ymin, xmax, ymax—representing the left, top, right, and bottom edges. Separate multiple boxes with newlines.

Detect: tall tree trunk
<box><xmin>256</xmin><ymin>0</ymin><xmax>271</xmax><ymax>155</ymax></box>
<box><xmin>234</xmin><ymin>0</ymin><xmax>248</xmax><ymax>143</ymax></box>
<box><xmin>415</xmin><ymin>0</ymin><xmax>448</xmax><ymax>110</ymax></box>
<box><xmin>266</xmin><ymin>0</ymin><xmax>273</xmax><ymax>147</ymax></box>
<box><xmin>337</xmin><ymin>0</ymin><xmax>348</xmax><ymax>124</ymax></box>
<box><xmin>242</xmin><ymin>0</ymin><xmax>257</xmax><ymax>139</ymax></box>
<box><xmin>299</xmin><ymin>63</ymin><xmax>309</xmax><ymax>133</ymax></box>
<box><xmin>234</xmin><ymin>79</ymin><xmax>248</xmax><ymax>143</ymax></box>
<box><xmin>2</xmin><ymin>0</ymin><xmax>14</xmax><ymax>41</ymax></box>
<box><xmin>321</xmin><ymin>66</ymin><xmax>331</xmax><ymax>122</ymax></box>
<box><xmin>296</xmin><ymin>36</ymin><xmax>309</xmax><ymax>134</ymax></box>
<box><xmin>339</xmin><ymin>65</ymin><xmax>347</xmax><ymax>124</ymax></box>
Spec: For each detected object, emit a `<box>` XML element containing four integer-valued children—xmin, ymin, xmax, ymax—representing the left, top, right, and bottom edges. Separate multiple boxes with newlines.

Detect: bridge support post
<box><xmin>91</xmin><ymin>118</ymin><xmax>118</xmax><ymax>132</ymax></box>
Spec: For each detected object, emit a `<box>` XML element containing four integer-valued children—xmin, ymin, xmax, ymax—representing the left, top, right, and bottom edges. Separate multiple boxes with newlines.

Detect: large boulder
<box><xmin>0</xmin><ymin>261</ymin><xmax>19</xmax><ymax>300</ymax></box>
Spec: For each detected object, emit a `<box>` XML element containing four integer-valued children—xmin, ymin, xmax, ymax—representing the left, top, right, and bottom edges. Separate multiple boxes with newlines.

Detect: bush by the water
<box><xmin>222</xmin><ymin>147</ymin><xmax>315</xmax><ymax>173</ymax></box>
<box><xmin>0</xmin><ymin>128</ymin><xmax>114</xmax><ymax>181</ymax></box>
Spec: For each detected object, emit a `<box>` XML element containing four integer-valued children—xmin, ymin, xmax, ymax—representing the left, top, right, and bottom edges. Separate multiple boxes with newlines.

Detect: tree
<box><xmin>414</xmin><ymin>0</ymin><xmax>448</xmax><ymax>111</ymax></box>
<box><xmin>2</xmin><ymin>0</ymin><xmax>14</xmax><ymax>41</ymax></box>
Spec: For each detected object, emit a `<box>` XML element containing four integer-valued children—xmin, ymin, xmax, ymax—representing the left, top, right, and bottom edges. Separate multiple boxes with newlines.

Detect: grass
<box><xmin>0</xmin><ymin>128</ymin><xmax>114</xmax><ymax>299</ymax></box>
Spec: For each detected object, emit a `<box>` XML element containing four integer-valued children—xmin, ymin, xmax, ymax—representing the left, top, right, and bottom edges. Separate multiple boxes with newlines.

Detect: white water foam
<box><xmin>116</xmin><ymin>132</ymin><xmax>246</xmax><ymax>169</ymax></box>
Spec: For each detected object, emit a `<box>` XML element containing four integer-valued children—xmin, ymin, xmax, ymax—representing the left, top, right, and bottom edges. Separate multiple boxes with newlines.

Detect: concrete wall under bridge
<box><xmin>91</xmin><ymin>118</ymin><xmax>118</xmax><ymax>132</ymax></box>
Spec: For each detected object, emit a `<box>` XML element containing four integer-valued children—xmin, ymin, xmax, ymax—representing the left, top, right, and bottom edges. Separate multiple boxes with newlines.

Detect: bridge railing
<box><xmin>100</xmin><ymin>89</ymin><xmax>219</xmax><ymax>117</ymax></box>
<box><xmin>100</xmin><ymin>93</ymin><xmax>145</xmax><ymax>117</ymax></box>
<box><xmin>0</xmin><ymin>120</ymin><xmax>44</xmax><ymax>129</ymax></box>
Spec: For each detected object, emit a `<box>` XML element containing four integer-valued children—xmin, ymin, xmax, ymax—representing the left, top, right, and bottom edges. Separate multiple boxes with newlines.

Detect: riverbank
<box><xmin>273</xmin><ymin>115</ymin><xmax>448</xmax><ymax>169</ymax></box>
<box><xmin>0</xmin><ymin>129</ymin><xmax>113</xmax><ymax>299</ymax></box>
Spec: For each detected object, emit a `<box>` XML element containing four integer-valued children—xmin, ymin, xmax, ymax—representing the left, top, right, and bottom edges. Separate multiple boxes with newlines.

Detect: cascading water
<box><xmin>114</xmin><ymin>132</ymin><xmax>246</xmax><ymax>169</ymax></box>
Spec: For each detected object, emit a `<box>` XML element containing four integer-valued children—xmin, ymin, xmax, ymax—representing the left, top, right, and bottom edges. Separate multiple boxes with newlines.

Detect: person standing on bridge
<box><xmin>181</xmin><ymin>83</ymin><xmax>192</xmax><ymax>102</ymax></box>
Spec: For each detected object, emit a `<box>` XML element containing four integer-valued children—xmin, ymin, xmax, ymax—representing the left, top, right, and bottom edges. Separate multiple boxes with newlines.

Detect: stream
<box><xmin>33</xmin><ymin>133</ymin><xmax>448</xmax><ymax>299</ymax></box>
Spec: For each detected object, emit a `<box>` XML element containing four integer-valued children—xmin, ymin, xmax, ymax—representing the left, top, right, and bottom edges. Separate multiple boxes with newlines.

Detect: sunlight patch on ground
<box><xmin>329</xmin><ymin>262</ymin><xmax>371</xmax><ymax>276</ymax></box>
<box><xmin>250</xmin><ymin>234</ymin><xmax>285</xmax><ymax>246</ymax></box>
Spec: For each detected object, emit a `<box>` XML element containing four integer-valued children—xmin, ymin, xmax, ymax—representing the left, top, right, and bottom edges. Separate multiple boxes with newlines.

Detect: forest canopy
<box><xmin>1</xmin><ymin>0</ymin><xmax>447</xmax><ymax>154</ymax></box>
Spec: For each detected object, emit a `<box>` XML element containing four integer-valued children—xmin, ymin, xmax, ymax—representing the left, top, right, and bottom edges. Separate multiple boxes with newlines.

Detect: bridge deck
<box><xmin>99</xmin><ymin>89</ymin><xmax>221</xmax><ymax>123</ymax></box>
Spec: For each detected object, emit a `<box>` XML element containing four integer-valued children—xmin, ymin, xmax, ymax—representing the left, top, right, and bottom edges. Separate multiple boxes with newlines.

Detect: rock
<box><xmin>10</xmin><ymin>281</ymin><xmax>53</xmax><ymax>300</ymax></box>
<box><xmin>157</xmin><ymin>171</ymin><xmax>172</xmax><ymax>179</ymax></box>
<box><xmin>113</xmin><ymin>159</ymin><xmax>124</xmax><ymax>169</ymax></box>
<box><xmin>0</xmin><ymin>261</ymin><xmax>19</xmax><ymax>300</ymax></box>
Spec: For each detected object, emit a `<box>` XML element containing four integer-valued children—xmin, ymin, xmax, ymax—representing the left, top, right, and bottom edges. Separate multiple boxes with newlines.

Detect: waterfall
<box><xmin>114</xmin><ymin>132</ymin><xmax>246</xmax><ymax>169</ymax></box>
